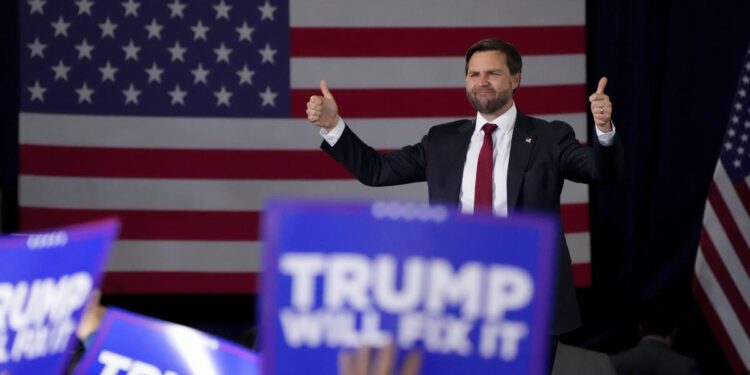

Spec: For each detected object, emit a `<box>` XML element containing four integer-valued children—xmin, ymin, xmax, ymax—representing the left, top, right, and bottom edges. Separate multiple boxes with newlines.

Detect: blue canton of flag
<box><xmin>21</xmin><ymin>0</ymin><xmax>290</xmax><ymax>117</ymax></box>
<box><xmin>722</xmin><ymin>52</ymin><xmax>750</xmax><ymax>181</ymax></box>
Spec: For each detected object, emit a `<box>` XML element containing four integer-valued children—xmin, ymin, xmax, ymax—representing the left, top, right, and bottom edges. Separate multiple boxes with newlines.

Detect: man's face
<box><xmin>465</xmin><ymin>51</ymin><xmax>520</xmax><ymax>116</ymax></box>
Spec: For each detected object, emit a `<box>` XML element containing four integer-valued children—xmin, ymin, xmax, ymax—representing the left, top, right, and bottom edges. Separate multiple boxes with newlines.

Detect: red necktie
<box><xmin>474</xmin><ymin>123</ymin><xmax>497</xmax><ymax>212</ymax></box>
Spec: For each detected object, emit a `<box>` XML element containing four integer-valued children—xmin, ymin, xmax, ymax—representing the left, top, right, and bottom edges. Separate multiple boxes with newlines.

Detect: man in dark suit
<box><xmin>306</xmin><ymin>37</ymin><xmax>621</xmax><ymax>358</ymax></box>
<box><xmin>612</xmin><ymin>307</ymin><xmax>701</xmax><ymax>375</ymax></box>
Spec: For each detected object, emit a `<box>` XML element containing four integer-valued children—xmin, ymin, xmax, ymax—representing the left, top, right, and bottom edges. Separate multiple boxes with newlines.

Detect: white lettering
<box><xmin>324</xmin><ymin>254</ymin><xmax>371</xmax><ymax>310</ymax></box>
<box><xmin>98</xmin><ymin>350</ymin><xmax>179</xmax><ymax>375</ymax></box>
<box><xmin>425</xmin><ymin>260</ymin><xmax>481</xmax><ymax>319</ymax></box>
<box><xmin>373</xmin><ymin>256</ymin><xmax>423</xmax><ymax>313</ymax></box>
<box><xmin>479</xmin><ymin>321</ymin><xmax>529</xmax><ymax>360</ymax></box>
<box><xmin>279</xmin><ymin>253</ymin><xmax>325</xmax><ymax>311</ymax></box>
<box><xmin>99</xmin><ymin>350</ymin><xmax>132</xmax><ymax>375</ymax></box>
<box><xmin>485</xmin><ymin>265</ymin><xmax>534</xmax><ymax>321</ymax></box>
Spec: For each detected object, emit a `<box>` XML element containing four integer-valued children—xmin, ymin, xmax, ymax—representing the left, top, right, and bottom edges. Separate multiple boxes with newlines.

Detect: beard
<box><xmin>466</xmin><ymin>86</ymin><xmax>512</xmax><ymax>115</ymax></box>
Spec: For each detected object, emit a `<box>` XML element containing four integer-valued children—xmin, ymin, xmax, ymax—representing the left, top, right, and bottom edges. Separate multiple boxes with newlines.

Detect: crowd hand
<box><xmin>589</xmin><ymin>77</ymin><xmax>613</xmax><ymax>132</ymax></box>
<box><xmin>307</xmin><ymin>79</ymin><xmax>340</xmax><ymax>130</ymax></box>
<box><xmin>338</xmin><ymin>344</ymin><xmax>422</xmax><ymax>375</ymax></box>
<box><xmin>76</xmin><ymin>289</ymin><xmax>106</xmax><ymax>341</ymax></box>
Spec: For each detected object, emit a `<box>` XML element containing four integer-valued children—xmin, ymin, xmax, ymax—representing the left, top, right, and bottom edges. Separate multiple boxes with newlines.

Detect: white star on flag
<box><xmin>75</xmin><ymin>0</ymin><xmax>95</xmax><ymax>16</ymax></box>
<box><xmin>27</xmin><ymin>37</ymin><xmax>47</xmax><ymax>58</ymax></box>
<box><xmin>214</xmin><ymin>0</ymin><xmax>232</xmax><ymax>20</ymax></box>
<box><xmin>51</xmin><ymin>60</ymin><xmax>71</xmax><ymax>81</ymax></box>
<box><xmin>259</xmin><ymin>86</ymin><xmax>277</xmax><ymax>107</ymax></box>
<box><xmin>258</xmin><ymin>0</ymin><xmax>276</xmax><ymax>21</ymax></box>
<box><xmin>122</xmin><ymin>40</ymin><xmax>141</xmax><ymax>61</ymax></box>
<box><xmin>214</xmin><ymin>43</ymin><xmax>232</xmax><ymax>63</ymax></box>
<box><xmin>191</xmin><ymin>64</ymin><xmax>210</xmax><ymax>84</ymax></box>
<box><xmin>99</xmin><ymin>17</ymin><xmax>118</xmax><ymax>39</ymax></box>
<box><xmin>214</xmin><ymin>85</ymin><xmax>232</xmax><ymax>106</ymax></box>
<box><xmin>167</xmin><ymin>0</ymin><xmax>186</xmax><ymax>18</ymax></box>
<box><xmin>75</xmin><ymin>82</ymin><xmax>95</xmax><ymax>103</ymax></box>
<box><xmin>236</xmin><ymin>21</ymin><xmax>254</xmax><ymax>42</ymax></box>
<box><xmin>27</xmin><ymin>0</ymin><xmax>46</xmax><ymax>15</ymax></box>
<box><xmin>27</xmin><ymin>80</ymin><xmax>46</xmax><ymax>102</ymax></box>
<box><xmin>122</xmin><ymin>84</ymin><xmax>141</xmax><ymax>104</ymax></box>
<box><xmin>191</xmin><ymin>20</ymin><xmax>210</xmax><ymax>41</ymax></box>
<box><xmin>99</xmin><ymin>61</ymin><xmax>118</xmax><ymax>82</ymax></box>
<box><xmin>75</xmin><ymin>39</ymin><xmax>95</xmax><ymax>60</ymax></box>
<box><xmin>145</xmin><ymin>62</ymin><xmax>164</xmax><ymax>83</ymax></box>
<box><xmin>168</xmin><ymin>85</ymin><xmax>187</xmax><ymax>105</ymax></box>
<box><xmin>237</xmin><ymin>65</ymin><xmax>255</xmax><ymax>85</ymax></box>
<box><xmin>51</xmin><ymin>16</ymin><xmax>71</xmax><ymax>37</ymax></box>
<box><xmin>168</xmin><ymin>41</ymin><xmax>187</xmax><ymax>62</ymax></box>
<box><xmin>258</xmin><ymin>43</ymin><xmax>277</xmax><ymax>64</ymax></box>
<box><xmin>122</xmin><ymin>0</ymin><xmax>140</xmax><ymax>17</ymax></box>
<box><xmin>145</xmin><ymin>19</ymin><xmax>164</xmax><ymax>40</ymax></box>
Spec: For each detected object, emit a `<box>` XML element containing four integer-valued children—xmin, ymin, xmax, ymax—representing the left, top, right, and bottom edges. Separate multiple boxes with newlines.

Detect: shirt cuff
<box><xmin>320</xmin><ymin>118</ymin><xmax>346</xmax><ymax>146</ymax></box>
<box><xmin>595</xmin><ymin>123</ymin><xmax>616</xmax><ymax>146</ymax></box>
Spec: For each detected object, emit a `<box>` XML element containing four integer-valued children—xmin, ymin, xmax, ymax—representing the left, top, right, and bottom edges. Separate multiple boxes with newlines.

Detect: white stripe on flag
<box><xmin>695</xmin><ymin>251</ymin><xmax>750</xmax><ymax>368</ymax></box>
<box><xmin>20</xmin><ymin>176</ymin><xmax>589</xmax><ymax>210</ymax></box>
<box><xmin>714</xmin><ymin>164</ymin><xmax>750</xmax><ymax>247</ymax></box>
<box><xmin>107</xmin><ymin>240</ymin><xmax>260</xmax><ymax>272</ymax></box>
<box><xmin>289</xmin><ymin>0</ymin><xmax>584</xmax><ymax>26</ymax></box>
<box><xmin>20</xmin><ymin>113</ymin><xmax>590</xmax><ymax>149</ymax></box>
<box><xmin>291</xmin><ymin>55</ymin><xmax>586</xmax><ymax>89</ymax></box>
<box><xmin>702</xmin><ymin>202</ymin><xmax>750</xmax><ymax>307</ymax></box>
<box><xmin>105</xmin><ymin>232</ymin><xmax>591</xmax><ymax>273</ymax></box>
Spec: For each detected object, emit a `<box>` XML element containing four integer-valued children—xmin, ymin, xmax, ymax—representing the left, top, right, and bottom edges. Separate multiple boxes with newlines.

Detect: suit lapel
<box><xmin>507</xmin><ymin>113</ymin><xmax>536</xmax><ymax>209</ymax></box>
<box><xmin>445</xmin><ymin>119</ymin><xmax>475</xmax><ymax>205</ymax></box>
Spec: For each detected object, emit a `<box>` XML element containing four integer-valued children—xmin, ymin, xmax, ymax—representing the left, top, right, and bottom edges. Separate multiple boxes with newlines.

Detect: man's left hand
<box><xmin>589</xmin><ymin>77</ymin><xmax>613</xmax><ymax>132</ymax></box>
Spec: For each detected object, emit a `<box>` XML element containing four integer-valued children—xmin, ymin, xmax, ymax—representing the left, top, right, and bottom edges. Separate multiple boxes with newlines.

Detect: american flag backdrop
<box><xmin>694</xmin><ymin>45</ymin><xmax>750</xmax><ymax>374</ymax></box>
<box><xmin>18</xmin><ymin>0</ymin><xmax>590</xmax><ymax>294</ymax></box>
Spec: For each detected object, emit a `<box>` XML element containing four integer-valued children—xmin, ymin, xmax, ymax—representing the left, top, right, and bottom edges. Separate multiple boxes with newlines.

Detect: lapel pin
<box><xmin>525</xmin><ymin>137</ymin><xmax>532</xmax><ymax>144</ymax></box>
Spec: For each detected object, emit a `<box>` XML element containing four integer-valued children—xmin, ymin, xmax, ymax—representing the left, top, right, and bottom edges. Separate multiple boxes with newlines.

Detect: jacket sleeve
<box><xmin>321</xmin><ymin>124</ymin><xmax>428</xmax><ymax>186</ymax></box>
<box><xmin>556</xmin><ymin>121</ymin><xmax>623</xmax><ymax>184</ymax></box>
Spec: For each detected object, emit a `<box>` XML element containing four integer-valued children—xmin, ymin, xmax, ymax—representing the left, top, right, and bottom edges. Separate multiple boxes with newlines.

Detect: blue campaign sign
<box><xmin>261</xmin><ymin>199</ymin><xmax>559</xmax><ymax>375</ymax></box>
<box><xmin>75</xmin><ymin>308</ymin><xmax>260</xmax><ymax>375</ymax></box>
<box><xmin>0</xmin><ymin>218</ymin><xmax>119</xmax><ymax>375</ymax></box>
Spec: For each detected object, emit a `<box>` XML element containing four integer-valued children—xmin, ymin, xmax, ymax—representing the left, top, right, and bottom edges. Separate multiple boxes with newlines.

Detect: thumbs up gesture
<box><xmin>588</xmin><ymin>77</ymin><xmax>613</xmax><ymax>132</ymax></box>
<box><xmin>307</xmin><ymin>80</ymin><xmax>340</xmax><ymax>130</ymax></box>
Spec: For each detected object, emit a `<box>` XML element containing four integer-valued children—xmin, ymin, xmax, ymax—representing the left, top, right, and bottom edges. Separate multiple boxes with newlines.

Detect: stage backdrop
<box><xmin>17</xmin><ymin>0</ymin><xmax>592</xmax><ymax>294</ymax></box>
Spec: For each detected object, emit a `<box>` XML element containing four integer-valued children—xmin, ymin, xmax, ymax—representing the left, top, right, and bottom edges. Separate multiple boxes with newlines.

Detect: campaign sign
<box><xmin>261</xmin><ymin>199</ymin><xmax>559</xmax><ymax>375</ymax></box>
<box><xmin>75</xmin><ymin>308</ymin><xmax>260</xmax><ymax>375</ymax></box>
<box><xmin>0</xmin><ymin>218</ymin><xmax>119</xmax><ymax>375</ymax></box>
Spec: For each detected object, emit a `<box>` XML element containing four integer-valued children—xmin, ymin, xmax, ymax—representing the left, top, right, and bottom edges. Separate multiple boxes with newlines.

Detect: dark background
<box><xmin>3</xmin><ymin>1</ymin><xmax>749</xmax><ymax>373</ymax></box>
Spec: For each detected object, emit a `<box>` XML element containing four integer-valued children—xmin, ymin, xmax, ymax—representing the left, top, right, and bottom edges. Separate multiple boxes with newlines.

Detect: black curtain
<box><xmin>581</xmin><ymin>0</ymin><xmax>750</xmax><ymax>373</ymax></box>
<box><xmin>2</xmin><ymin>1</ymin><xmax>750</xmax><ymax>373</ymax></box>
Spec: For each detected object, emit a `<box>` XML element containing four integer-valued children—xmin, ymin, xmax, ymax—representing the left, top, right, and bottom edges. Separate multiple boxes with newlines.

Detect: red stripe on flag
<box><xmin>102</xmin><ymin>272</ymin><xmax>259</xmax><ymax>294</ymax></box>
<box><xmin>735</xmin><ymin>179</ymin><xmax>750</xmax><ymax>218</ymax></box>
<box><xmin>21</xmin><ymin>145</ymin><xmax>354</xmax><ymax>179</ymax></box>
<box><xmin>693</xmin><ymin>279</ymin><xmax>749</xmax><ymax>374</ymax></box>
<box><xmin>560</xmin><ymin>203</ymin><xmax>589</xmax><ymax>233</ymax></box>
<box><xmin>699</xmin><ymin>229</ymin><xmax>750</xmax><ymax>336</ymax></box>
<box><xmin>21</xmin><ymin>207</ymin><xmax>259</xmax><ymax>241</ymax></box>
<box><xmin>290</xmin><ymin>26</ymin><xmax>585</xmax><ymax>57</ymax></box>
<box><xmin>101</xmin><ymin>268</ymin><xmax>591</xmax><ymax>294</ymax></box>
<box><xmin>21</xmin><ymin>207</ymin><xmax>589</xmax><ymax>240</ymax></box>
<box><xmin>572</xmin><ymin>263</ymin><xmax>591</xmax><ymax>287</ymax></box>
<box><xmin>291</xmin><ymin>85</ymin><xmax>586</xmax><ymax>118</ymax></box>
<box><xmin>708</xmin><ymin>183</ymin><xmax>750</xmax><ymax>277</ymax></box>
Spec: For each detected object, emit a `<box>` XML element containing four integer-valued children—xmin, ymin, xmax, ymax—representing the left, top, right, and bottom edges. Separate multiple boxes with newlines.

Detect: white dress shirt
<box><xmin>321</xmin><ymin>104</ymin><xmax>616</xmax><ymax>217</ymax></box>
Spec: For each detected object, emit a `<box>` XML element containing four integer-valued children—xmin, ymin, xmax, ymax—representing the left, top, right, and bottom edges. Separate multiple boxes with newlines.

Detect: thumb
<box><xmin>320</xmin><ymin>79</ymin><xmax>334</xmax><ymax>99</ymax></box>
<box><xmin>596</xmin><ymin>76</ymin><xmax>608</xmax><ymax>94</ymax></box>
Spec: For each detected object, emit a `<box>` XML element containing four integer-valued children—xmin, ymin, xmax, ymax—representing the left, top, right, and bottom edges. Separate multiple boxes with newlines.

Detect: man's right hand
<box><xmin>306</xmin><ymin>79</ymin><xmax>340</xmax><ymax>130</ymax></box>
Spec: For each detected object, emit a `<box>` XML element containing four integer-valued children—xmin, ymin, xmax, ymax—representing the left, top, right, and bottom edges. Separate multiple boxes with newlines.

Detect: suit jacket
<box><xmin>322</xmin><ymin>111</ymin><xmax>622</xmax><ymax>334</ymax></box>
<box><xmin>612</xmin><ymin>337</ymin><xmax>701</xmax><ymax>375</ymax></box>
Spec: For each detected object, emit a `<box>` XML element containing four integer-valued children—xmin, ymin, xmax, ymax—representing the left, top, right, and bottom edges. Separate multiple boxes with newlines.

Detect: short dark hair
<box><xmin>464</xmin><ymin>38</ymin><xmax>523</xmax><ymax>76</ymax></box>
